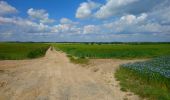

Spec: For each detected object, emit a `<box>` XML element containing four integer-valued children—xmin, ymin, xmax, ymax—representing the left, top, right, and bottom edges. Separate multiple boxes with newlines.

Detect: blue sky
<box><xmin>5</xmin><ymin>0</ymin><xmax>86</xmax><ymax>20</ymax></box>
<box><xmin>0</xmin><ymin>0</ymin><xmax>170</xmax><ymax>42</ymax></box>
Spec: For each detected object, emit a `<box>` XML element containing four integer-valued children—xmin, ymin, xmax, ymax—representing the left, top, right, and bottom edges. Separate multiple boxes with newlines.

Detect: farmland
<box><xmin>0</xmin><ymin>43</ymin><xmax>49</xmax><ymax>60</ymax></box>
<box><xmin>53</xmin><ymin>43</ymin><xmax>170</xmax><ymax>59</ymax></box>
<box><xmin>115</xmin><ymin>56</ymin><xmax>170</xmax><ymax>100</ymax></box>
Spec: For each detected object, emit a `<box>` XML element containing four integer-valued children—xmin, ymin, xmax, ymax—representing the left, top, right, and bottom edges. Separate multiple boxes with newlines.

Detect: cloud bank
<box><xmin>0</xmin><ymin>0</ymin><xmax>170</xmax><ymax>42</ymax></box>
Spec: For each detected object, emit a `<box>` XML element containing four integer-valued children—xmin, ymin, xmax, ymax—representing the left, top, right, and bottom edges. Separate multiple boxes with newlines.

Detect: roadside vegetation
<box><xmin>0</xmin><ymin>43</ymin><xmax>49</xmax><ymax>60</ymax></box>
<box><xmin>115</xmin><ymin>56</ymin><xmax>170</xmax><ymax>100</ymax></box>
<box><xmin>67</xmin><ymin>55</ymin><xmax>89</xmax><ymax>64</ymax></box>
<box><xmin>54</xmin><ymin>46</ymin><xmax>89</xmax><ymax>64</ymax></box>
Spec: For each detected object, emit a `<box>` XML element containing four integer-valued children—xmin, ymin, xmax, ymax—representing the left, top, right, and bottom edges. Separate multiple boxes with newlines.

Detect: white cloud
<box><xmin>52</xmin><ymin>24</ymin><xmax>71</xmax><ymax>33</ymax></box>
<box><xmin>101</xmin><ymin>13</ymin><xmax>170</xmax><ymax>35</ymax></box>
<box><xmin>137</xmin><ymin>23</ymin><xmax>170</xmax><ymax>33</ymax></box>
<box><xmin>0</xmin><ymin>1</ymin><xmax>17</xmax><ymax>15</ymax></box>
<box><xmin>60</xmin><ymin>18</ymin><xmax>78</xmax><ymax>25</ymax></box>
<box><xmin>104</xmin><ymin>13</ymin><xmax>147</xmax><ymax>32</ymax></box>
<box><xmin>150</xmin><ymin>6</ymin><xmax>170</xmax><ymax>24</ymax></box>
<box><xmin>51</xmin><ymin>18</ymin><xmax>81</xmax><ymax>34</ymax></box>
<box><xmin>76</xmin><ymin>0</ymin><xmax>101</xmax><ymax>19</ymax></box>
<box><xmin>0</xmin><ymin>15</ymin><xmax>82</xmax><ymax>36</ymax></box>
<box><xmin>1</xmin><ymin>0</ymin><xmax>170</xmax><ymax>42</ymax></box>
<box><xmin>27</xmin><ymin>8</ymin><xmax>55</xmax><ymax>24</ymax></box>
<box><xmin>52</xmin><ymin>23</ymin><xmax>81</xmax><ymax>34</ymax></box>
<box><xmin>83</xmin><ymin>25</ymin><xmax>99</xmax><ymax>34</ymax></box>
<box><xmin>60</xmin><ymin>18</ymin><xmax>72</xmax><ymax>24</ymax></box>
<box><xmin>119</xmin><ymin>13</ymin><xmax>147</xmax><ymax>24</ymax></box>
<box><xmin>0</xmin><ymin>31</ymin><xmax>13</xmax><ymax>38</ymax></box>
<box><xmin>0</xmin><ymin>16</ymin><xmax>16</xmax><ymax>24</ymax></box>
<box><xmin>95</xmin><ymin>0</ymin><xmax>138</xmax><ymax>19</ymax></box>
<box><xmin>0</xmin><ymin>16</ymin><xmax>51</xmax><ymax>33</ymax></box>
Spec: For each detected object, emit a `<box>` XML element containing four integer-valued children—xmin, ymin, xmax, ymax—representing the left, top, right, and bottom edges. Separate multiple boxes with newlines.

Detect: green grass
<box><xmin>54</xmin><ymin>46</ymin><xmax>89</xmax><ymax>64</ymax></box>
<box><xmin>53</xmin><ymin>43</ymin><xmax>170</xmax><ymax>59</ymax></box>
<box><xmin>67</xmin><ymin>55</ymin><xmax>89</xmax><ymax>64</ymax></box>
<box><xmin>0</xmin><ymin>43</ymin><xmax>49</xmax><ymax>60</ymax></box>
<box><xmin>115</xmin><ymin>57</ymin><xmax>170</xmax><ymax>100</ymax></box>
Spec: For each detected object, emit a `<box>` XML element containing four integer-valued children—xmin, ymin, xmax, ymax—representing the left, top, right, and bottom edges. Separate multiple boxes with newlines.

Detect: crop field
<box><xmin>115</xmin><ymin>56</ymin><xmax>170</xmax><ymax>99</ymax></box>
<box><xmin>0</xmin><ymin>43</ymin><xmax>49</xmax><ymax>60</ymax></box>
<box><xmin>53</xmin><ymin>43</ymin><xmax>170</xmax><ymax>59</ymax></box>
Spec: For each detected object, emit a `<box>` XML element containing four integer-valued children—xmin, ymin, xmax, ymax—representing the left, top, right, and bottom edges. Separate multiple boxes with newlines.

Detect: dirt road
<box><xmin>0</xmin><ymin>48</ymin><xmax>141</xmax><ymax>100</ymax></box>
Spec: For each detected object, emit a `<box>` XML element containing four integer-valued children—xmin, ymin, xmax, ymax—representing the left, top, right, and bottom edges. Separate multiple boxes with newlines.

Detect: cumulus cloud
<box><xmin>0</xmin><ymin>1</ymin><xmax>17</xmax><ymax>15</ymax></box>
<box><xmin>27</xmin><ymin>8</ymin><xmax>55</xmax><ymax>24</ymax></box>
<box><xmin>52</xmin><ymin>24</ymin><xmax>81</xmax><ymax>34</ymax></box>
<box><xmin>103</xmin><ymin>13</ymin><xmax>147</xmax><ymax>32</ymax></box>
<box><xmin>149</xmin><ymin>6</ymin><xmax>170</xmax><ymax>24</ymax></box>
<box><xmin>119</xmin><ymin>13</ymin><xmax>147</xmax><ymax>25</ymax></box>
<box><xmin>76</xmin><ymin>0</ymin><xmax>168</xmax><ymax>20</ymax></box>
<box><xmin>95</xmin><ymin>0</ymin><xmax>138</xmax><ymax>19</ymax></box>
<box><xmin>99</xmin><ymin>12</ymin><xmax>170</xmax><ymax>35</ymax></box>
<box><xmin>76</xmin><ymin>0</ymin><xmax>101</xmax><ymax>19</ymax></box>
<box><xmin>52</xmin><ymin>18</ymin><xmax>81</xmax><ymax>34</ymax></box>
<box><xmin>0</xmin><ymin>16</ymin><xmax>51</xmax><ymax>34</ymax></box>
<box><xmin>137</xmin><ymin>23</ymin><xmax>170</xmax><ymax>33</ymax></box>
<box><xmin>83</xmin><ymin>25</ymin><xmax>99</xmax><ymax>34</ymax></box>
<box><xmin>60</xmin><ymin>18</ymin><xmax>73</xmax><ymax>24</ymax></box>
<box><xmin>60</xmin><ymin>18</ymin><xmax>78</xmax><ymax>25</ymax></box>
<box><xmin>0</xmin><ymin>13</ymin><xmax>81</xmax><ymax>37</ymax></box>
<box><xmin>1</xmin><ymin>0</ymin><xmax>170</xmax><ymax>42</ymax></box>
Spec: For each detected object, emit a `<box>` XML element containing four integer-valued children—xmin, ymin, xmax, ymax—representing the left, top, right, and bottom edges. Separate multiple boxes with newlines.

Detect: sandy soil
<box><xmin>0</xmin><ymin>47</ymin><xmax>142</xmax><ymax>100</ymax></box>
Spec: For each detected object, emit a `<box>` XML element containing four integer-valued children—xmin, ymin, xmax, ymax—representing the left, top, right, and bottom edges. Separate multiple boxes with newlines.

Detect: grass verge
<box><xmin>67</xmin><ymin>55</ymin><xmax>89</xmax><ymax>64</ymax></box>
<box><xmin>53</xmin><ymin>46</ymin><xmax>89</xmax><ymax>64</ymax></box>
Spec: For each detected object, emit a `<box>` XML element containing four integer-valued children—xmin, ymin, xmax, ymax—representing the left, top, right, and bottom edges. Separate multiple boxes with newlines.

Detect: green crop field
<box><xmin>53</xmin><ymin>43</ymin><xmax>170</xmax><ymax>59</ymax></box>
<box><xmin>115</xmin><ymin>56</ymin><xmax>170</xmax><ymax>100</ymax></box>
<box><xmin>0</xmin><ymin>43</ymin><xmax>49</xmax><ymax>60</ymax></box>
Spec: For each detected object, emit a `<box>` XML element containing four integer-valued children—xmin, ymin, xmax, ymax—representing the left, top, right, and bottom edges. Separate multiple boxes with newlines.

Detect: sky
<box><xmin>0</xmin><ymin>0</ymin><xmax>170</xmax><ymax>42</ymax></box>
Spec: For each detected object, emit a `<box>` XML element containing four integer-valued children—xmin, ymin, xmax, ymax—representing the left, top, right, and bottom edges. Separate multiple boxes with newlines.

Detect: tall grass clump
<box><xmin>115</xmin><ymin>56</ymin><xmax>170</xmax><ymax>100</ymax></box>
